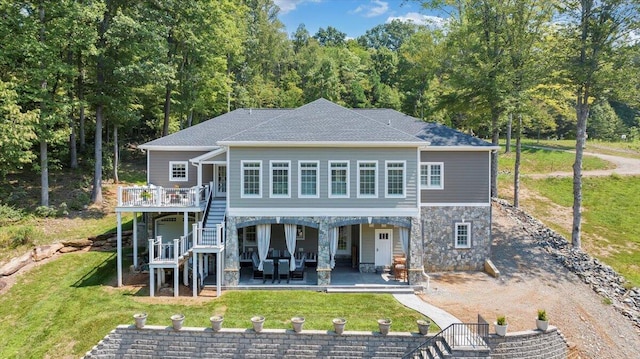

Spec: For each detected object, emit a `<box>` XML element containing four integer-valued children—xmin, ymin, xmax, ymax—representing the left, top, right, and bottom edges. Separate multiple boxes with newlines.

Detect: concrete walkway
<box><xmin>393</xmin><ymin>293</ymin><xmax>462</xmax><ymax>330</ymax></box>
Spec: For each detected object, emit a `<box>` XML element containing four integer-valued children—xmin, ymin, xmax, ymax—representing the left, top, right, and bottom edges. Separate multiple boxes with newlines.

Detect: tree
<box><xmin>0</xmin><ymin>80</ymin><xmax>37</xmax><ymax>178</ymax></box>
<box><xmin>561</xmin><ymin>0</ymin><xmax>639</xmax><ymax>247</ymax></box>
<box><xmin>313</xmin><ymin>26</ymin><xmax>346</xmax><ymax>47</ymax></box>
<box><xmin>357</xmin><ymin>19</ymin><xmax>417</xmax><ymax>51</ymax></box>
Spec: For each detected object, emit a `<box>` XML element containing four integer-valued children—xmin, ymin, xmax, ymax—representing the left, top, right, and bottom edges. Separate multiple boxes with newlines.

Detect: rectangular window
<box><xmin>270</xmin><ymin>161</ymin><xmax>290</xmax><ymax>197</ymax></box>
<box><xmin>421</xmin><ymin>162</ymin><xmax>444</xmax><ymax>189</ymax></box>
<box><xmin>385</xmin><ymin>161</ymin><xmax>405</xmax><ymax>198</ymax></box>
<box><xmin>357</xmin><ymin>161</ymin><xmax>377</xmax><ymax>198</ymax></box>
<box><xmin>455</xmin><ymin>222</ymin><xmax>471</xmax><ymax>248</ymax></box>
<box><xmin>241</xmin><ymin>161</ymin><xmax>261</xmax><ymax>197</ymax></box>
<box><xmin>329</xmin><ymin>161</ymin><xmax>349</xmax><ymax>198</ymax></box>
<box><xmin>299</xmin><ymin>161</ymin><xmax>319</xmax><ymax>198</ymax></box>
<box><xmin>169</xmin><ymin>161</ymin><xmax>188</xmax><ymax>182</ymax></box>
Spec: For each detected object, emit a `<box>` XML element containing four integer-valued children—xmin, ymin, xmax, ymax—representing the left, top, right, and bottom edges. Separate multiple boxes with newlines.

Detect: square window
<box><xmin>170</xmin><ymin>161</ymin><xmax>188</xmax><ymax>182</ymax></box>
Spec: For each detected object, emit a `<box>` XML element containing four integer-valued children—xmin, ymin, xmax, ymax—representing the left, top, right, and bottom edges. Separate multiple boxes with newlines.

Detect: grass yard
<box><xmin>0</xmin><ymin>251</ymin><xmax>437</xmax><ymax>358</ymax></box>
<box><xmin>520</xmin><ymin>139</ymin><xmax>640</xmax><ymax>159</ymax></box>
<box><xmin>498</xmin><ymin>145</ymin><xmax>614</xmax><ymax>174</ymax></box>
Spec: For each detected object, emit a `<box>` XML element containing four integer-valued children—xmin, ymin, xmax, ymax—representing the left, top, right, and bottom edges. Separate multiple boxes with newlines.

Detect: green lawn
<box><xmin>0</xmin><ymin>251</ymin><xmax>438</xmax><ymax>358</ymax></box>
<box><xmin>498</xmin><ymin>145</ymin><xmax>614</xmax><ymax>174</ymax></box>
<box><xmin>522</xmin><ymin>175</ymin><xmax>640</xmax><ymax>287</ymax></box>
<box><xmin>520</xmin><ymin>139</ymin><xmax>640</xmax><ymax>159</ymax></box>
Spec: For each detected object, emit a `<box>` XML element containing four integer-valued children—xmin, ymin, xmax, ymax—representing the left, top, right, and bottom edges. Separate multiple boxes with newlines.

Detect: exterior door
<box><xmin>215</xmin><ymin>165</ymin><xmax>227</xmax><ymax>197</ymax></box>
<box><xmin>374</xmin><ymin>229</ymin><xmax>393</xmax><ymax>267</ymax></box>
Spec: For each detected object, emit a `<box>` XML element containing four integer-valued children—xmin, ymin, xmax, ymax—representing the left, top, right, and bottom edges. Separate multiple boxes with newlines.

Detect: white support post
<box><xmin>197</xmin><ymin>163</ymin><xmax>202</xmax><ymax>188</ymax></box>
<box><xmin>193</xmin><ymin>223</ymin><xmax>198</xmax><ymax>247</ymax></box>
<box><xmin>174</xmin><ymin>265</ymin><xmax>179</xmax><ymax>298</ymax></box>
<box><xmin>183</xmin><ymin>261</ymin><xmax>188</xmax><ymax>286</ymax></box>
<box><xmin>117</xmin><ymin>212</ymin><xmax>123</xmax><ymax>287</ymax></box>
<box><xmin>192</xmin><ymin>252</ymin><xmax>198</xmax><ymax>297</ymax></box>
<box><xmin>216</xmin><ymin>252</ymin><xmax>222</xmax><ymax>297</ymax></box>
<box><xmin>174</xmin><ymin>238</ymin><xmax>180</xmax><ymax>264</ymax></box>
<box><xmin>183</xmin><ymin>212</ymin><xmax>188</xmax><ymax>243</ymax></box>
<box><xmin>150</xmin><ymin>267</ymin><xmax>155</xmax><ymax>297</ymax></box>
<box><xmin>199</xmin><ymin>253</ymin><xmax>204</xmax><ymax>288</ymax></box>
<box><xmin>159</xmin><ymin>269</ymin><xmax>163</xmax><ymax>287</ymax></box>
<box><xmin>204</xmin><ymin>255</ymin><xmax>209</xmax><ymax>277</ymax></box>
<box><xmin>133</xmin><ymin>212</ymin><xmax>138</xmax><ymax>268</ymax></box>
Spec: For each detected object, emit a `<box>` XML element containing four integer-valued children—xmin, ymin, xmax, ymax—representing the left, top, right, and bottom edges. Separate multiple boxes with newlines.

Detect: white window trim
<box><xmin>357</xmin><ymin>160</ymin><xmax>378</xmax><ymax>198</ymax></box>
<box><xmin>298</xmin><ymin>160</ymin><xmax>320</xmax><ymax>198</ymax></box>
<box><xmin>454</xmin><ymin>222</ymin><xmax>471</xmax><ymax>249</ymax></box>
<box><xmin>241</xmin><ymin>160</ymin><xmax>262</xmax><ymax>198</ymax></box>
<box><xmin>421</xmin><ymin>162</ymin><xmax>444</xmax><ymax>190</ymax></box>
<box><xmin>328</xmin><ymin>160</ymin><xmax>350</xmax><ymax>198</ymax></box>
<box><xmin>385</xmin><ymin>160</ymin><xmax>406</xmax><ymax>198</ymax></box>
<box><xmin>169</xmin><ymin>161</ymin><xmax>188</xmax><ymax>182</ymax></box>
<box><xmin>269</xmin><ymin>160</ymin><xmax>291</xmax><ymax>198</ymax></box>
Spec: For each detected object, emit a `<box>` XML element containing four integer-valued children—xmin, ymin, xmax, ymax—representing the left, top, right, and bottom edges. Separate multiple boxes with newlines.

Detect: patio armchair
<box><xmin>291</xmin><ymin>254</ymin><xmax>306</xmax><ymax>280</ymax></box>
<box><xmin>277</xmin><ymin>258</ymin><xmax>290</xmax><ymax>283</ymax></box>
<box><xmin>262</xmin><ymin>259</ymin><xmax>275</xmax><ymax>283</ymax></box>
<box><xmin>251</xmin><ymin>252</ymin><xmax>263</xmax><ymax>279</ymax></box>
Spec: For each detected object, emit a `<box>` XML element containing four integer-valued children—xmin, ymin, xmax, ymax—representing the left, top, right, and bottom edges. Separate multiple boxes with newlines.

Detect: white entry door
<box><xmin>374</xmin><ymin>229</ymin><xmax>393</xmax><ymax>267</ymax></box>
<box><xmin>215</xmin><ymin>165</ymin><xmax>227</xmax><ymax>197</ymax></box>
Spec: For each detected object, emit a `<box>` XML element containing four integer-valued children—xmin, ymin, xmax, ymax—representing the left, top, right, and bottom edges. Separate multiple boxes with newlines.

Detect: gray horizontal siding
<box><xmin>420</xmin><ymin>151</ymin><xmax>490</xmax><ymax>203</ymax></box>
<box><xmin>229</xmin><ymin>147</ymin><xmax>417</xmax><ymax>209</ymax></box>
<box><xmin>148</xmin><ymin>150</ymin><xmax>207</xmax><ymax>188</ymax></box>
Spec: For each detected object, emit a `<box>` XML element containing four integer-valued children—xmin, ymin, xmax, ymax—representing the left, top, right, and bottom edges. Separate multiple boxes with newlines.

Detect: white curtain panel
<box><xmin>329</xmin><ymin>227</ymin><xmax>338</xmax><ymax>269</ymax></box>
<box><xmin>257</xmin><ymin>224</ymin><xmax>271</xmax><ymax>271</ymax></box>
<box><xmin>400</xmin><ymin>227</ymin><xmax>409</xmax><ymax>255</ymax></box>
<box><xmin>284</xmin><ymin>224</ymin><xmax>297</xmax><ymax>271</ymax></box>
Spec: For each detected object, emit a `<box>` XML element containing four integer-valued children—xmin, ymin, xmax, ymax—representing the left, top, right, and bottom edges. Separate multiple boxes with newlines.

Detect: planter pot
<box><xmin>495</xmin><ymin>323</ymin><xmax>508</xmax><ymax>336</ymax></box>
<box><xmin>251</xmin><ymin>316</ymin><xmax>265</xmax><ymax>333</ymax></box>
<box><xmin>210</xmin><ymin>315</ymin><xmax>224</xmax><ymax>332</ymax></box>
<box><xmin>171</xmin><ymin>314</ymin><xmax>185</xmax><ymax>330</ymax></box>
<box><xmin>133</xmin><ymin>313</ymin><xmax>147</xmax><ymax>329</ymax></box>
<box><xmin>291</xmin><ymin>316</ymin><xmax>305</xmax><ymax>333</ymax></box>
<box><xmin>416</xmin><ymin>319</ymin><xmax>431</xmax><ymax>335</ymax></box>
<box><xmin>332</xmin><ymin>318</ymin><xmax>347</xmax><ymax>335</ymax></box>
<box><xmin>536</xmin><ymin>319</ymin><xmax>549</xmax><ymax>331</ymax></box>
<box><xmin>377</xmin><ymin>319</ymin><xmax>392</xmax><ymax>336</ymax></box>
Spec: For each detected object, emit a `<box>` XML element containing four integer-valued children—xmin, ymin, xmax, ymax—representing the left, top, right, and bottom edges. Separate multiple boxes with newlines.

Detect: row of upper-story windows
<box><xmin>240</xmin><ymin>160</ymin><xmax>423</xmax><ymax>199</ymax></box>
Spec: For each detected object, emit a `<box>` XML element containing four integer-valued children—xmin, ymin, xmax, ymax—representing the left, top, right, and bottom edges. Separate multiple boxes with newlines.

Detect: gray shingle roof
<box><xmin>140</xmin><ymin>98</ymin><xmax>494</xmax><ymax>148</ymax></box>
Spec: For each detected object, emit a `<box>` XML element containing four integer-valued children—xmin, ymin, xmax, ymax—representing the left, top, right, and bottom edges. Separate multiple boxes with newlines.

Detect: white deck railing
<box><xmin>117</xmin><ymin>185</ymin><xmax>208</xmax><ymax>208</ymax></box>
<box><xmin>194</xmin><ymin>222</ymin><xmax>225</xmax><ymax>248</ymax></box>
<box><xmin>149</xmin><ymin>234</ymin><xmax>193</xmax><ymax>265</ymax></box>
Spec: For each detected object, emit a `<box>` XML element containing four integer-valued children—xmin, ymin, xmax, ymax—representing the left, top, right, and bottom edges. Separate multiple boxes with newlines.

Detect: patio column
<box><xmin>224</xmin><ymin>217</ymin><xmax>239</xmax><ymax>286</ymax></box>
<box><xmin>133</xmin><ymin>212</ymin><xmax>138</xmax><ymax>268</ymax></box>
<box><xmin>408</xmin><ymin>216</ymin><xmax>424</xmax><ymax>285</ymax></box>
<box><xmin>174</xmin><ymin>265</ymin><xmax>179</xmax><ymax>297</ymax></box>
<box><xmin>150</xmin><ymin>267</ymin><xmax>155</xmax><ymax>297</ymax></box>
<box><xmin>116</xmin><ymin>212</ymin><xmax>122</xmax><ymax>287</ymax></box>
<box><xmin>192</xmin><ymin>252</ymin><xmax>198</xmax><ymax>297</ymax></box>
<box><xmin>316</xmin><ymin>219</ymin><xmax>331</xmax><ymax>286</ymax></box>
<box><xmin>216</xmin><ymin>251</ymin><xmax>222</xmax><ymax>297</ymax></box>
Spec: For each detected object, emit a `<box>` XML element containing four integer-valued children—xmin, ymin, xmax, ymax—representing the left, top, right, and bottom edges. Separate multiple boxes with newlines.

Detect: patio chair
<box><xmin>262</xmin><ymin>259</ymin><xmax>275</xmax><ymax>283</ymax></box>
<box><xmin>291</xmin><ymin>254</ymin><xmax>306</xmax><ymax>280</ymax></box>
<box><xmin>277</xmin><ymin>258</ymin><xmax>290</xmax><ymax>283</ymax></box>
<box><xmin>251</xmin><ymin>252</ymin><xmax>263</xmax><ymax>279</ymax></box>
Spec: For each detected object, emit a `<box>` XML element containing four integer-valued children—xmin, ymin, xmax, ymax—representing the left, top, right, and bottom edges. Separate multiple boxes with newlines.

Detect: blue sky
<box><xmin>274</xmin><ymin>0</ymin><xmax>449</xmax><ymax>39</ymax></box>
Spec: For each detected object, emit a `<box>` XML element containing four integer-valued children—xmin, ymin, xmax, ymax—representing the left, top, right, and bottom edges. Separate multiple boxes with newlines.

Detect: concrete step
<box><xmin>326</xmin><ymin>286</ymin><xmax>415</xmax><ymax>294</ymax></box>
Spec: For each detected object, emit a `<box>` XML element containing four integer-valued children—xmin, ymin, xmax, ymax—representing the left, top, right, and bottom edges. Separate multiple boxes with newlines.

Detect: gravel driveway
<box><xmin>424</xmin><ymin>202</ymin><xmax>640</xmax><ymax>359</ymax></box>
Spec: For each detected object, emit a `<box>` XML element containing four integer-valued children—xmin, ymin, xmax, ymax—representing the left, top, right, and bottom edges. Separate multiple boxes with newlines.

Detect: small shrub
<box><xmin>10</xmin><ymin>226</ymin><xmax>42</xmax><ymax>248</ymax></box>
<box><xmin>57</xmin><ymin>202</ymin><xmax>69</xmax><ymax>217</ymax></box>
<box><xmin>0</xmin><ymin>204</ymin><xmax>25</xmax><ymax>226</ymax></box>
<box><xmin>537</xmin><ymin>309</ymin><xmax>547</xmax><ymax>321</ymax></box>
<box><xmin>496</xmin><ymin>315</ymin><xmax>507</xmax><ymax>325</ymax></box>
<box><xmin>68</xmin><ymin>192</ymin><xmax>90</xmax><ymax>211</ymax></box>
<box><xmin>35</xmin><ymin>205</ymin><xmax>58</xmax><ymax>218</ymax></box>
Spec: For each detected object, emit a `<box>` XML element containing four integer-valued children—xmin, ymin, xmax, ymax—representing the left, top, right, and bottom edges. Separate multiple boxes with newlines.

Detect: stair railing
<box><xmin>402</xmin><ymin>322</ymin><xmax>489</xmax><ymax>359</ymax></box>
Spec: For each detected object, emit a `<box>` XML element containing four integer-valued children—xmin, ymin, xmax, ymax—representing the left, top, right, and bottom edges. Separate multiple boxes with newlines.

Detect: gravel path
<box><xmin>424</xmin><ymin>202</ymin><xmax>640</xmax><ymax>359</ymax></box>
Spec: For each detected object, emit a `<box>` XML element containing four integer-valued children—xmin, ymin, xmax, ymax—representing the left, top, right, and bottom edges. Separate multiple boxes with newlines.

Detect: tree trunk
<box><xmin>70</xmin><ymin>125</ymin><xmax>77</xmax><ymax>169</ymax></box>
<box><xmin>187</xmin><ymin>109</ymin><xmax>193</xmax><ymax>127</ymax></box>
<box><xmin>39</xmin><ymin>4</ymin><xmax>49</xmax><ymax>207</ymax></box>
<box><xmin>91</xmin><ymin>104</ymin><xmax>103</xmax><ymax>204</ymax></box>
<box><xmin>40</xmin><ymin>139</ymin><xmax>49</xmax><ymax>206</ymax></box>
<box><xmin>572</xmin><ymin>91</ymin><xmax>589</xmax><ymax>248</ymax></box>
<box><xmin>113</xmin><ymin>124</ymin><xmax>119</xmax><ymax>184</ymax></box>
<box><xmin>505</xmin><ymin>113</ymin><xmax>512</xmax><ymax>153</ymax></box>
<box><xmin>514</xmin><ymin>114</ymin><xmax>522</xmax><ymax>208</ymax></box>
<box><xmin>78</xmin><ymin>54</ymin><xmax>86</xmax><ymax>152</ymax></box>
<box><xmin>162</xmin><ymin>83</ymin><xmax>171</xmax><ymax>136</ymax></box>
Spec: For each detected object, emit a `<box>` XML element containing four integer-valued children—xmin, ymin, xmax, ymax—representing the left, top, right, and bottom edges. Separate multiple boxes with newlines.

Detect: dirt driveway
<box><xmin>424</xmin><ymin>203</ymin><xmax>640</xmax><ymax>359</ymax></box>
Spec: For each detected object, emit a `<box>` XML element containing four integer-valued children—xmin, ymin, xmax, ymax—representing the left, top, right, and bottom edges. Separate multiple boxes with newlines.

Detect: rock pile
<box><xmin>494</xmin><ymin>198</ymin><xmax>640</xmax><ymax>329</ymax></box>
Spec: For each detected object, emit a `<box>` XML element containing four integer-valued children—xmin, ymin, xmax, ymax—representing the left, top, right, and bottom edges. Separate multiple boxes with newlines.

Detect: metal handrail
<box><xmin>403</xmin><ymin>322</ymin><xmax>489</xmax><ymax>359</ymax></box>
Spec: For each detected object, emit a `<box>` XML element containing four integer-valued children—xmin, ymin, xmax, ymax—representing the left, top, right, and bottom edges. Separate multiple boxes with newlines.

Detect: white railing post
<box><xmin>149</xmin><ymin>238</ymin><xmax>155</xmax><ymax>263</ymax></box>
<box><xmin>174</xmin><ymin>238</ymin><xmax>179</xmax><ymax>264</ymax></box>
<box><xmin>156</xmin><ymin>187</ymin><xmax>163</xmax><ymax>206</ymax></box>
<box><xmin>194</xmin><ymin>186</ymin><xmax>200</xmax><ymax>207</ymax></box>
<box><xmin>156</xmin><ymin>236</ymin><xmax>162</xmax><ymax>261</ymax></box>
<box><xmin>192</xmin><ymin>223</ymin><xmax>199</xmax><ymax>247</ymax></box>
<box><xmin>117</xmin><ymin>187</ymin><xmax>123</xmax><ymax>206</ymax></box>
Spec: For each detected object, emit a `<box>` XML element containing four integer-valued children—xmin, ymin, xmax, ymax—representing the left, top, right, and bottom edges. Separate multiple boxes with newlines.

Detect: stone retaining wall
<box><xmin>486</xmin><ymin>326</ymin><xmax>569</xmax><ymax>359</ymax></box>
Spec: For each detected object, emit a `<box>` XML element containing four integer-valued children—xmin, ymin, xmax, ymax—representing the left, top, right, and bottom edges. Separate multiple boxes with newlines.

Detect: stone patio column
<box><xmin>407</xmin><ymin>216</ymin><xmax>425</xmax><ymax>285</ymax></box>
<box><xmin>316</xmin><ymin>218</ymin><xmax>331</xmax><ymax>286</ymax></box>
<box><xmin>224</xmin><ymin>217</ymin><xmax>239</xmax><ymax>286</ymax></box>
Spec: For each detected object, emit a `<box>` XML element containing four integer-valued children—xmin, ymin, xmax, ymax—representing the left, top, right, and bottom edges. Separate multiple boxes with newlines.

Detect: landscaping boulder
<box><xmin>32</xmin><ymin>243</ymin><xmax>64</xmax><ymax>262</ymax></box>
<box><xmin>59</xmin><ymin>246</ymin><xmax>81</xmax><ymax>253</ymax></box>
<box><xmin>1</xmin><ymin>252</ymin><xmax>32</xmax><ymax>276</ymax></box>
<box><xmin>61</xmin><ymin>238</ymin><xmax>93</xmax><ymax>247</ymax></box>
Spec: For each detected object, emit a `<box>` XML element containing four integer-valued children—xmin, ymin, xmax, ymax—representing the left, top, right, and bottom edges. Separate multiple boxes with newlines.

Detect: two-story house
<box><xmin>114</xmin><ymin>99</ymin><xmax>497</xmax><ymax>297</ymax></box>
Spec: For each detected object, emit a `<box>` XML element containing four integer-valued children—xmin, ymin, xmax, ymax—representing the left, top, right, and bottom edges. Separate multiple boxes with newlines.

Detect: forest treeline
<box><xmin>0</xmin><ymin>0</ymin><xmax>639</xmax><ymax>238</ymax></box>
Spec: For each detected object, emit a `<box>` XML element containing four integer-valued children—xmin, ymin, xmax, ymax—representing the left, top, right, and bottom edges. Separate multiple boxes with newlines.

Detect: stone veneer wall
<box><xmin>421</xmin><ymin>206</ymin><xmax>491</xmax><ymax>271</ymax></box>
<box><xmin>84</xmin><ymin>325</ymin><xmax>428</xmax><ymax>359</ymax></box>
<box><xmin>486</xmin><ymin>327</ymin><xmax>569</xmax><ymax>359</ymax></box>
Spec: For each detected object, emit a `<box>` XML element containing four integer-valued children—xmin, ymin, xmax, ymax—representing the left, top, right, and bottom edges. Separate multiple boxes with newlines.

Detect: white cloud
<box><xmin>350</xmin><ymin>0</ymin><xmax>389</xmax><ymax>18</ymax></box>
<box><xmin>387</xmin><ymin>12</ymin><xmax>449</xmax><ymax>29</ymax></box>
<box><xmin>274</xmin><ymin>0</ymin><xmax>322</xmax><ymax>15</ymax></box>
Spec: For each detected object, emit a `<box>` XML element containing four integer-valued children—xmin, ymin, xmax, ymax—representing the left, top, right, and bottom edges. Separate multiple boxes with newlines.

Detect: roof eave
<box><xmin>217</xmin><ymin>140</ymin><xmax>429</xmax><ymax>147</ymax></box>
<box><xmin>421</xmin><ymin>145</ymin><xmax>499</xmax><ymax>151</ymax></box>
<box><xmin>137</xmin><ymin>145</ymin><xmax>219</xmax><ymax>151</ymax></box>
